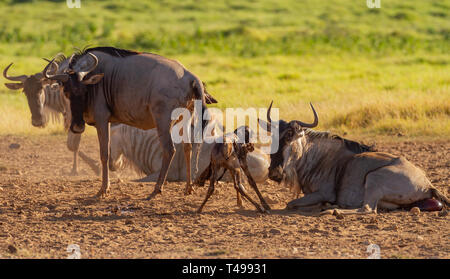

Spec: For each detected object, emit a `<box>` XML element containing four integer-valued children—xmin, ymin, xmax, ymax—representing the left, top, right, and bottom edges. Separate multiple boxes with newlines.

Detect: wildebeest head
<box><xmin>233</xmin><ymin>125</ymin><xmax>254</xmax><ymax>144</ymax></box>
<box><xmin>3</xmin><ymin>62</ymin><xmax>58</xmax><ymax>127</ymax></box>
<box><xmin>258</xmin><ymin>101</ymin><xmax>318</xmax><ymax>182</ymax></box>
<box><xmin>43</xmin><ymin>52</ymin><xmax>104</xmax><ymax>134</ymax></box>
<box><xmin>233</xmin><ymin>125</ymin><xmax>255</xmax><ymax>155</ymax></box>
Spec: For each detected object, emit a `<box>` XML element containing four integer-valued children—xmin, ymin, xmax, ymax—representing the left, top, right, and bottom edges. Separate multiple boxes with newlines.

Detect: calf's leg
<box><xmin>240</xmin><ymin>160</ymin><xmax>271</xmax><ymax>211</ymax></box>
<box><xmin>236</xmin><ymin>190</ymin><xmax>243</xmax><ymax>209</ymax></box>
<box><xmin>231</xmin><ymin>168</ymin><xmax>266</xmax><ymax>213</ymax></box>
<box><xmin>197</xmin><ymin>164</ymin><xmax>218</xmax><ymax>213</ymax></box>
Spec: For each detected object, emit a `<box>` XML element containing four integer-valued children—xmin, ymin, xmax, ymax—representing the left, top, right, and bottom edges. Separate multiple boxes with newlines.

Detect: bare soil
<box><xmin>0</xmin><ymin>134</ymin><xmax>448</xmax><ymax>259</ymax></box>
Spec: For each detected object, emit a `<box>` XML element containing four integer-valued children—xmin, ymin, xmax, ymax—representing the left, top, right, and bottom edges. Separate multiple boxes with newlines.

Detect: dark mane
<box><xmin>69</xmin><ymin>46</ymin><xmax>141</xmax><ymax>67</ymax></box>
<box><xmin>54</xmin><ymin>52</ymin><xmax>67</xmax><ymax>64</ymax></box>
<box><xmin>84</xmin><ymin>46</ymin><xmax>141</xmax><ymax>57</ymax></box>
<box><xmin>304</xmin><ymin>129</ymin><xmax>376</xmax><ymax>153</ymax></box>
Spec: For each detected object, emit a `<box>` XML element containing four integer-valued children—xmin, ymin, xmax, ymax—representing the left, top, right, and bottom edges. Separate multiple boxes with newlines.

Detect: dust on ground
<box><xmin>0</xmin><ymin>134</ymin><xmax>448</xmax><ymax>258</ymax></box>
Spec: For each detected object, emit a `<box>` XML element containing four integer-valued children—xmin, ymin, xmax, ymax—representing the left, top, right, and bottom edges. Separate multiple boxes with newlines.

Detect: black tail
<box><xmin>192</xmin><ymin>79</ymin><xmax>210</xmax><ymax>135</ymax></box>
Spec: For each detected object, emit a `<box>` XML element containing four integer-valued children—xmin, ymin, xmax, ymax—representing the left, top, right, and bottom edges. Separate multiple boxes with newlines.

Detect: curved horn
<box><xmin>67</xmin><ymin>53</ymin><xmax>75</xmax><ymax>68</ymax></box>
<box><xmin>294</xmin><ymin>102</ymin><xmax>319</xmax><ymax>128</ymax></box>
<box><xmin>43</xmin><ymin>58</ymin><xmax>68</xmax><ymax>82</ymax></box>
<box><xmin>85</xmin><ymin>52</ymin><xmax>99</xmax><ymax>72</ymax></box>
<box><xmin>3</xmin><ymin>63</ymin><xmax>28</xmax><ymax>82</ymax></box>
<box><xmin>266</xmin><ymin>100</ymin><xmax>273</xmax><ymax>132</ymax></box>
<box><xmin>76</xmin><ymin>52</ymin><xmax>99</xmax><ymax>81</ymax></box>
<box><xmin>42</xmin><ymin>58</ymin><xmax>59</xmax><ymax>74</ymax></box>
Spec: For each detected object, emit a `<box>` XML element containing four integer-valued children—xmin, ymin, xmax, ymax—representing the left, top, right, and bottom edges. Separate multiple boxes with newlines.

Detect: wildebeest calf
<box><xmin>196</xmin><ymin>126</ymin><xmax>271</xmax><ymax>213</ymax></box>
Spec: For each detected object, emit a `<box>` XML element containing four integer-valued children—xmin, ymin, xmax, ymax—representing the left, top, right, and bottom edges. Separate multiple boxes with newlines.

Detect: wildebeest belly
<box><xmin>111</xmin><ymin>105</ymin><xmax>156</xmax><ymax>130</ymax></box>
<box><xmin>337</xmin><ymin>152</ymin><xmax>400</xmax><ymax>208</ymax></box>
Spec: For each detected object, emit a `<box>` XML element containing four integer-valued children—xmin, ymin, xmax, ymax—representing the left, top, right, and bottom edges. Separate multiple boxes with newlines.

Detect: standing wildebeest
<box><xmin>3</xmin><ymin>63</ymin><xmax>99</xmax><ymax>175</ymax></box>
<box><xmin>109</xmin><ymin>123</ymin><xmax>270</xmax><ymax>183</ymax></box>
<box><xmin>43</xmin><ymin>47</ymin><xmax>215</xmax><ymax>199</ymax></box>
<box><xmin>196</xmin><ymin>126</ymin><xmax>271</xmax><ymax>213</ymax></box>
<box><xmin>259</xmin><ymin>102</ymin><xmax>449</xmax><ymax>214</ymax></box>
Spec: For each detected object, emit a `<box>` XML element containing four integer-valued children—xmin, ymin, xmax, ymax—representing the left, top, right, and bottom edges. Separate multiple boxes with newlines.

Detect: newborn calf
<box><xmin>196</xmin><ymin>126</ymin><xmax>271</xmax><ymax>213</ymax></box>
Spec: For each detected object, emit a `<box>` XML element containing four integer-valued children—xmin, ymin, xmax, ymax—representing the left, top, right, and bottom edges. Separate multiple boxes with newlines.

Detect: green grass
<box><xmin>0</xmin><ymin>0</ymin><xmax>449</xmax><ymax>138</ymax></box>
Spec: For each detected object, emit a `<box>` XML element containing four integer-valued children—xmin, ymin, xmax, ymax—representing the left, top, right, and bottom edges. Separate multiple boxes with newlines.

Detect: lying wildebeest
<box><xmin>43</xmin><ymin>47</ymin><xmax>216</xmax><ymax>199</ymax></box>
<box><xmin>196</xmin><ymin>126</ymin><xmax>271</xmax><ymax>213</ymax></box>
<box><xmin>109</xmin><ymin>123</ymin><xmax>269</xmax><ymax>183</ymax></box>
<box><xmin>3</xmin><ymin>62</ymin><xmax>99</xmax><ymax>175</ymax></box>
<box><xmin>258</xmin><ymin>101</ymin><xmax>449</xmax><ymax>214</ymax></box>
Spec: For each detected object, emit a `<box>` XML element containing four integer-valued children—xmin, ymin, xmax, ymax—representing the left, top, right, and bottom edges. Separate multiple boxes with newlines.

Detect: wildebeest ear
<box><xmin>205</xmin><ymin>92</ymin><xmax>218</xmax><ymax>104</ymax></box>
<box><xmin>82</xmin><ymin>73</ymin><xmax>104</xmax><ymax>85</ymax></box>
<box><xmin>4</xmin><ymin>83</ymin><xmax>24</xmax><ymax>90</ymax></box>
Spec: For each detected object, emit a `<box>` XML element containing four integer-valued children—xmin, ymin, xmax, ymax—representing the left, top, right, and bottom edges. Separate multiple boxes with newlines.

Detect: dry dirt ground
<box><xmin>0</xmin><ymin>134</ymin><xmax>448</xmax><ymax>259</ymax></box>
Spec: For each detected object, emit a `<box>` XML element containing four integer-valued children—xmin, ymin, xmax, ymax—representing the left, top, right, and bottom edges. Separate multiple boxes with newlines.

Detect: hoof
<box><xmin>263</xmin><ymin>204</ymin><xmax>272</xmax><ymax>211</ymax></box>
<box><xmin>184</xmin><ymin>187</ymin><xmax>194</xmax><ymax>196</ymax></box>
<box><xmin>258</xmin><ymin>206</ymin><xmax>269</xmax><ymax>213</ymax></box>
<box><xmin>146</xmin><ymin>190</ymin><xmax>161</xmax><ymax>200</ymax></box>
<box><xmin>95</xmin><ymin>191</ymin><xmax>107</xmax><ymax>199</ymax></box>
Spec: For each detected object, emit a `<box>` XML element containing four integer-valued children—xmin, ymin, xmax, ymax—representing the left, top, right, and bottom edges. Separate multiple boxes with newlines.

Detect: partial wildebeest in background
<box><xmin>3</xmin><ymin>63</ymin><xmax>100</xmax><ymax>175</ymax></box>
<box><xmin>196</xmin><ymin>126</ymin><xmax>271</xmax><ymax>213</ymax></box>
<box><xmin>43</xmin><ymin>47</ymin><xmax>216</xmax><ymax>199</ymax></box>
<box><xmin>109</xmin><ymin>123</ymin><xmax>269</xmax><ymax>184</ymax></box>
<box><xmin>259</xmin><ymin>101</ymin><xmax>449</xmax><ymax>214</ymax></box>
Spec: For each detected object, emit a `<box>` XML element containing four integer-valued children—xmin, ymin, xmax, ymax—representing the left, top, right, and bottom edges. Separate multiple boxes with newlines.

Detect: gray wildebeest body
<box><xmin>44</xmin><ymin>47</ymin><xmax>215</xmax><ymax>199</ymax></box>
<box><xmin>3</xmin><ymin>63</ymin><xmax>99</xmax><ymax>175</ymax></box>
<box><xmin>259</xmin><ymin>102</ymin><xmax>449</xmax><ymax>215</ymax></box>
<box><xmin>109</xmin><ymin>123</ymin><xmax>269</xmax><ymax>183</ymax></box>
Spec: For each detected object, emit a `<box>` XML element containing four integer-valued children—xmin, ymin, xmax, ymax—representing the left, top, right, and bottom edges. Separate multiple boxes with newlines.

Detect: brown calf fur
<box><xmin>195</xmin><ymin>127</ymin><xmax>271</xmax><ymax>213</ymax></box>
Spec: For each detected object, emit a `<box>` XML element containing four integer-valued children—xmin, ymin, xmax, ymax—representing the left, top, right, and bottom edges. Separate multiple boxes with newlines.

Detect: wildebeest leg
<box><xmin>67</xmin><ymin>130</ymin><xmax>101</xmax><ymax>176</ymax></box>
<box><xmin>240</xmin><ymin>159</ymin><xmax>271</xmax><ymax>211</ymax></box>
<box><xmin>320</xmin><ymin>205</ymin><xmax>376</xmax><ymax>216</ymax></box>
<box><xmin>286</xmin><ymin>192</ymin><xmax>327</xmax><ymax>210</ymax></box>
<box><xmin>194</xmin><ymin>163</ymin><xmax>212</xmax><ymax>187</ymax></box>
<box><xmin>95</xmin><ymin>120</ymin><xmax>111</xmax><ymax>199</ymax></box>
<box><xmin>71</xmin><ymin>149</ymin><xmax>79</xmax><ymax>175</ymax></box>
<box><xmin>331</xmin><ymin>173</ymin><xmax>385</xmax><ymax>215</ymax></box>
<box><xmin>231</xmin><ymin>168</ymin><xmax>266</xmax><ymax>213</ymax></box>
<box><xmin>197</xmin><ymin>164</ymin><xmax>218</xmax><ymax>213</ymax></box>
<box><xmin>183</xmin><ymin>142</ymin><xmax>194</xmax><ymax>195</ymax></box>
<box><xmin>321</xmin><ymin>178</ymin><xmax>383</xmax><ymax>216</ymax></box>
<box><xmin>236</xmin><ymin>190</ymin><xmax>243</xmax><ymax>209</ymax></box>
<box><xmin>147</xmin><ymin>123</ymin><xmax>175</xmax><ymax>200</ymax></box>
<box><xmin>66</xmin><ymin>131</ymin><xmax>81</xmax><ymax>175</ymax></box>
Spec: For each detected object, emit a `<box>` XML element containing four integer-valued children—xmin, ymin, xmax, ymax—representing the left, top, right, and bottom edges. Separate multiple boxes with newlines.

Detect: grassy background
<box><xmin>0</xmin><ymin>0</ymin><xmax>449</xmax><ymax>139</ymax></box>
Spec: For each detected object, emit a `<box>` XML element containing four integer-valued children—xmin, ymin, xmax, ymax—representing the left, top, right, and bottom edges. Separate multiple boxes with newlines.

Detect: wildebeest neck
<box><xmin>283</xmin><ymin>129</ymin><xmax>375</xmax><ymax>192</ymax></box>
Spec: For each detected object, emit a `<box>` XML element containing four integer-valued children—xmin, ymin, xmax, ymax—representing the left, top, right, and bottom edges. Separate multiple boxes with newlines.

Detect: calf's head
<box><xmin>43</xmin><ymin>52</ymin><xmax>103</xmax><ymax>134</ymax></box>
<box><xmin>3</xmin><ymin>62</ymin><xmax>57</xmax><ymax>127</ymax></box>
<box><xmin>258</xmin><ymin>101</ymin><xmax>318</xmax><ymax>182</ymax></box>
